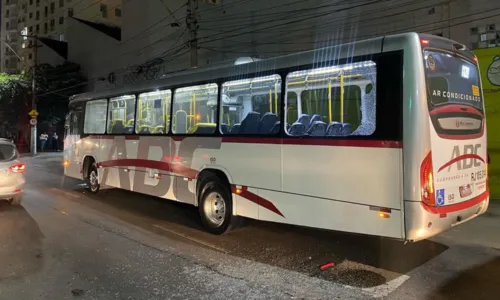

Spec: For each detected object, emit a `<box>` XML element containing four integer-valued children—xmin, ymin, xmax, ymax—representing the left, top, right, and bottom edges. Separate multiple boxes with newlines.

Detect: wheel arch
<box><xmin>196</xmin><ymin>165</ymin><xmax>234</xmax><ymax>209</ymax></box>
<box><xmin>82</xmin><ymin>155</ymin><xmax>97</xmax><ymax>179</ymax></box>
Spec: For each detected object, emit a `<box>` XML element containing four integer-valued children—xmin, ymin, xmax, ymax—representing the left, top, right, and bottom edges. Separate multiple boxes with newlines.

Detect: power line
<box><xmin>211</xmin><ymin>0</ymin><xmax>450</xmax><ymax>47</ymax></box>
<box><xmin>201</xmin><ymin>0</ymin><xmax>422</xmax><ymax>34</ymax></box>
<box><xmin>197</xmin><ymin>0</ymin><xmax>386</xmax><ymax>44</ymax></box>
<box><xmin>119</xmin><ymin>3</ymin><xmax>186</xmax><ymax>47</ymax></box>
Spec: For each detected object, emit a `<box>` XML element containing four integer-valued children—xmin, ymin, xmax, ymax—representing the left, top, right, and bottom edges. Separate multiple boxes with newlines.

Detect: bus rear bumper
<box><xmin>404</xmin><ymin>191</ymin><xmax>489</xmax><ymax>242</ymax></box>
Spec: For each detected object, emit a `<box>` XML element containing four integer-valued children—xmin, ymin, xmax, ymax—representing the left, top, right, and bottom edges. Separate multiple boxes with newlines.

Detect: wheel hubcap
<box><xmin>203</xmin><ymin>192</ymin><xmax>226</xmax><ymax>227</ymax></box>
<box><xmin>89</xmin><ymin>170</ymin><xmax>98</xmax><ymax>191</ymax></box>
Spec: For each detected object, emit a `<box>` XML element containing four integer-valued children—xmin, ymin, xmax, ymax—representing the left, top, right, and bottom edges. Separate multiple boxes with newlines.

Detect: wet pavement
<box><xmin>0</xmin><ymin>153</ymin><xmax>499</xmax><ymax>299</ymax></box>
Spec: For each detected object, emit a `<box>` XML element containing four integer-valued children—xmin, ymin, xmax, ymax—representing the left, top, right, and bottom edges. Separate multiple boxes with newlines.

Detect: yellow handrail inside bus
<box><xmin>269</xmin><ymin>89</ymin><xmax>272</xmax><ymax>113</ymax></box>
<box><xmin>193</xmin><ymin>93</ymin><xmax>196</xmax><ymax>126</ymax></box>
<box><xmin>274</xmin><ymin>83</ymin><xmax>278</xmax><ymax>115</ymax></box>
<box><xmin>287</xmin><ymin>74</ymin><xmax>363</xmax><ymax>86</ymax></box>
<box><xmin>328</xmin><ymin>81</ymin><xmax>332</xmax><ymax>123</ymax></box>
<box><xmin>340</xmin><ymin>73</ymin><xmax>344</xmax><ymax>123</ymax></box>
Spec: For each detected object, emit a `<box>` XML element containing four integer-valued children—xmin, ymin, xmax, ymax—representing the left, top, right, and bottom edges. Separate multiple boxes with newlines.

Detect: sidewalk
<box><xmin>437</xmin><ymin>201</ymin><xmax>500</xmax><ymax>249</ymax></box>
<box><xmin>21</xmin><ymin>152</ymin><xmax>63</xmax><ymax>159</ymax></box>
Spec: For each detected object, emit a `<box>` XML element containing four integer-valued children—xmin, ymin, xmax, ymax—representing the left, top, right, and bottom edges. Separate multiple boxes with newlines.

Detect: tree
<box><xmin>0</xmin><ymin>73</ymin><xmax>30</xmax><ymax>141</ymax></box>
<box><xmin>32</xmin><ymin>61</ymin><xmax>87</xmax><ymax>127</ymax></box>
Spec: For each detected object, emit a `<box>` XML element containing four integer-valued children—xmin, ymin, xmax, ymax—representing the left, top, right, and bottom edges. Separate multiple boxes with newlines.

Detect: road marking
<box><xmin>361</xmin><ymin>274</ymin><xmax>410</xmax><ymax>298</ymax></box>
<box><xmin>153</xmin><ymin>224</ymin><xmax>229</xmax><ymax>254</ymax></box>
<box><xmin>49</xmin><ymin>188</ymin><xmax>81</xmax><ymax>198</ymax></box>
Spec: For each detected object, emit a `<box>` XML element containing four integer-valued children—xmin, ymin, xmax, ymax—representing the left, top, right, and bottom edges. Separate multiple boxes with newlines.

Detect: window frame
<box><xmin>135</xmin><ymin>89</ymin><xmax>172</xmax><ymax>135</ymax></box>
<box><xmin>76</xmin><ymin>50</ymin><xmax>402</xmax><ymax>142</ymax></box>
<box><xmin>219</xmin><ymin>73</ymin><xmax>283</xmax><ymax>136</ymax></box>
<box><xmin>171</xmin><ymin>83</ymin><xmax>219</xmax><ymax>135</ymax></box>
<box><xmin>83</xmin><ymin>99</ymin><xmax>109</xmax><ymax>135</ymax></box>
<box><xmin>284</xmin><ymin>63</ymin><xmax>375</xmax><ymax>138</ymax></box>
<box><xmin>106</xmin><ymin>94</ymin><xmax>137</xmax><ymax>135</ymax></box>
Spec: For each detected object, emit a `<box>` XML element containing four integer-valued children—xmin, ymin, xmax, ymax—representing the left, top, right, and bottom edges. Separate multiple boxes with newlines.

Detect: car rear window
<box><xmin>0</xmin><ymin>144</ymin><xmax>17</xmax><ymax>161</ymax></box>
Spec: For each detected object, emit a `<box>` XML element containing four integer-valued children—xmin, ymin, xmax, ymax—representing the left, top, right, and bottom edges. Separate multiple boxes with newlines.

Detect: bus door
<box><xmin>422</xmin><ymin>48</ymin><xmax>487</xmax><ymax>209</ymax></box>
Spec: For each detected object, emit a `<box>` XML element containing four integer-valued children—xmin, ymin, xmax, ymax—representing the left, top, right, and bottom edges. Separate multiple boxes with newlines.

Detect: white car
<box><xmin>0</xmin><ymin>139</ymin><xmax>25</xmax><ymax>205</ymax></box>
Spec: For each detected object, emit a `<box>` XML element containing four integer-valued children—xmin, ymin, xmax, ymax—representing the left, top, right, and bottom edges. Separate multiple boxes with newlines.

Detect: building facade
<box><xmin>0</xmin><ymin>0</ymin><xmax>122</xmax><ymax>73</ymax></box>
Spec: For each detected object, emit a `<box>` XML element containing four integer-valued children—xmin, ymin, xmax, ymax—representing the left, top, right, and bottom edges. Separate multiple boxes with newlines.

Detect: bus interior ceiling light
<box><xmin>288</xmin><ymin>62</ymin><xmax>375</xmax><ymax>78</ymax></box>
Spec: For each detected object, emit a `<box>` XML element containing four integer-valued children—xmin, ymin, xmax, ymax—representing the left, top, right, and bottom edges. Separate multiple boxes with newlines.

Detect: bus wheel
<box><xmin>86</xmin><ymin>163</ymin><xmax>100</xmax><ymax>194</ymax></box>
<box><xmin>199</xmin><ymin>177</ymin><xmax>233</xmax><ymax>235</ymax></box>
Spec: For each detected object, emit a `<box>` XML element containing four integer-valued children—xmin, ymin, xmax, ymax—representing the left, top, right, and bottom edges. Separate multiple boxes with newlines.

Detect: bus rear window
<box><xmin>423</xmin><ymin>50</ymin><xmax>483</xmax><ymax>110</ymax></box>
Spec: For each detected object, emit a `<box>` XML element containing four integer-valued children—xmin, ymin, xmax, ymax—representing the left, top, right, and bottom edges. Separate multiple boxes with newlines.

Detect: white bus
<box><xmin>64</xmin><ymin>33</ymin><xmax>489</xmax><ymax>242</ymax></box>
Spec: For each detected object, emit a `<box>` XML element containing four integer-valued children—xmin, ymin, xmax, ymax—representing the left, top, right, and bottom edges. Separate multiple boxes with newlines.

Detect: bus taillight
<box><xmin>420</xmin><ymin>152</ymin><xmax>435</xmax><ymax>206</ymax></box>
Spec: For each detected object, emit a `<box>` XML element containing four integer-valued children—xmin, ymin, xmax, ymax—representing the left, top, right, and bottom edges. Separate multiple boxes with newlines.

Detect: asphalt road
<box><xmin>0</xmin><ymin>153</ymin><xmax>499</xmax><ymax>299</ymax></box>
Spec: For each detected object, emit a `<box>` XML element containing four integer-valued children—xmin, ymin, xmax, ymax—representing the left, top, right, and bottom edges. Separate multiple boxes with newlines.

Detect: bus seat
<box><xmin>342</xmin><ymin>123</ymin><xmax>353</xmax><ymax>136</ymax></box>
<box><xmin>259</xmin><ymin>113</ymin><xmax>278</xmax><ymax>134</ymax></box>
<box><xmin>139</xmin><ymin>125</ymin><xmax>151</xmax><ymax>134</ymax></box>
<box><xmin>230</xmin><ymin>124</ymin><xmax>241</xmax><ymax>134</ymax></box>
<box><xmin>307</xmin><ymin>121</ymin><xmax>327</xmax><ymax>136</ymax></box>
<box><xmin>124</xmin><ymin>126</ymin><xmax>134</xmax><ymax>134</ymax></box>
<box><xmin>220</xmin><ymin>123</ymin><xmax>229</xmax><ymax>134</ymax></box>
<box><xmin>152</xmin><ymin>125</ymin><xmax>164</xmax><ymax>134</ymax></box>
<box><xmin>112</xmin><ymin>120</ymin><xmax>125</xmax><ymax>133</ymax></box>
<box><xmin>309</xmin><ymin>114</ymin><xmax>321</xmax><ymax>129</ymax></box>
<box><xmin>297</xmin><ymin>114</ymin><xmax>310</xmax><ymax>128</ymax></box>
<box><xmin>288</xmin><ymin>122</ymin><xmax>306</xmax><ymax>136</ymax></box>
<box><xmin>175</xmin><ymin>110</ymin><xmax>187</xmax><ymax>134</ymax></box>
<box><xmin>191</xmin><ymin>123</ymin><xmax>216</xmax><ymax>134</ymax></box>
<box><xmin>239</xmin><ymin>112</ymin><xmax>261</xmax><ymax>134</ymax></box>
<box><xmin>326</xmin><ymin>122</ymin><xmax>342</xmax><ymax>136</ymax></box>
<box><xmin>270</xmin><ymin>121</ymin><xmax>280</xmax><ymax>134</ymax></box>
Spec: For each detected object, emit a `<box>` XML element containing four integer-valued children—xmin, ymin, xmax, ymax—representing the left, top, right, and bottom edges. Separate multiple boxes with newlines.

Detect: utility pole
<box><xmin>186</xmin><ymin>0</ymin><xmax>198</xmax><ymax>67</ymax></box>
<box><xmin>29</xmin><ymin>36</ymin><xmax>40</xmax><ymax>156</ymax></box>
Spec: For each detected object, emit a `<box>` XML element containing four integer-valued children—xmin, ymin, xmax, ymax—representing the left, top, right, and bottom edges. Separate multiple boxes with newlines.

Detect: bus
<box><xmin>64</xmin><ymin>33</ymin><xmax>489</xmax><ymax>242</ymax></box>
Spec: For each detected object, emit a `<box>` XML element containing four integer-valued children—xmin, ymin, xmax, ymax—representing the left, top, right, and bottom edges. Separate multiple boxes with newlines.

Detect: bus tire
<box><xmin>198</xmin><ymin>176</ymin><xmax>234</xmax><ymax>235</ymax></box>
<box><xmin>86</xmin><ymin>163</ymin><xmax>100</xmax><ymax>194</ymax></box>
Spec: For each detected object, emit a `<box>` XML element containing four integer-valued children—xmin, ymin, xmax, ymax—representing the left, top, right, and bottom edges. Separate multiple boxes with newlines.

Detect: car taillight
<box><xmin>420</xmin><ymin>152</ymin><xmax>435</xmax><ymax>206</ymax></box>
<box><xmin>10</xmin><ymin>163</ymin><xmax>26</xmax><ymax>173</ymax></box>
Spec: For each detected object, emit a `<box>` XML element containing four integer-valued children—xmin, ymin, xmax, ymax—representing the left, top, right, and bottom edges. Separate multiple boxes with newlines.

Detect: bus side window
<box><xmin>107</xmin><ymin>95</ymin><xmax>136</xmax><ymax>134</ymax></box>
<box><xmin>285</xmin><ymin>61</ymin><xmax>377</xmax><ymax>137</ymax></box>
<box><xmin>172</xmin><ymin>83</ymin><xmax>218</xmax><ymax>135</ymax></box>
<box><xmin>220</xmin><ymin>74</ymin><xmax>282</xmax><ymax>135</ymax></box>
<box><xmin>84</xmin><ymin>99</ymin><xmax>107</xmax><ymax>134</ymax></box>
<box><xmin>136</xmin><ymin>90</ymin><xmax>171</xmax><ymax>134</ymax></box>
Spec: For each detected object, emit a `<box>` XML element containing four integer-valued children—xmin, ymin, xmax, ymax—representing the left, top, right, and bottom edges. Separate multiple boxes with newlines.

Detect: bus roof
<box><xmin>69</xmin><ymin>32</ymin><xmax>423</xmax><ymax>105</ymax></box>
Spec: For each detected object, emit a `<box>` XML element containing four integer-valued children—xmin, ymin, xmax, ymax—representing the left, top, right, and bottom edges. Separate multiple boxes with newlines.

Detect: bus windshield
<box><xmin>423</xmin><ymin>50</ymin><xmax>483</xmax><ymax>110</ymax></box>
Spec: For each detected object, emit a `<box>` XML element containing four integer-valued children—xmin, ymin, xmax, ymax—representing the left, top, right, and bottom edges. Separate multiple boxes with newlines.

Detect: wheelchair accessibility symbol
<box><xmin>436</xmin><ymin>189</ymin><xmax>445</xmax><ymax>206</ymax></box>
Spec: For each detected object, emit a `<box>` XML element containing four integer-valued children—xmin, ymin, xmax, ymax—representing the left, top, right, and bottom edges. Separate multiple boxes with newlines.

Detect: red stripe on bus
<box><xmin>221</xmin><ymin>137</ymin><xmax>282</xmax><ymax>145</ymax></box>
<box><xmin>83</xmin><ymin>135</ymin><xmax>401</xmax><ymax>148</ymax></box>
<box><xmin>231</xmin><ymin>185</ymin><xmax>285</xmax><ymax>218</ymax></box>
<box><xmin>421</xmin><ymin>189</ymin><xmax>489</xmax><ymax>214</ymax></box>
<box><xmin>223</xmin><ymin>137</ymin><xmax>402</xmax><ymax>148</ymax></box>
<box><xmin>97</xmin><ymin>159</ymin><xmax>198</xmax><ymax>179</ymax></box>
<box><xmin>437</xmin><ymin>154</ymin><xmax>485</xmax><ymax>173</ymax></box>
<box><xmin>96</xmin><ymin>158</ymin><xmax>284</xmax><ymax>217</ymax></box>
<box><xmin>429</xmin><ymin>105</ymin><xmax>484</xmax><ymax>116</ymax></box>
